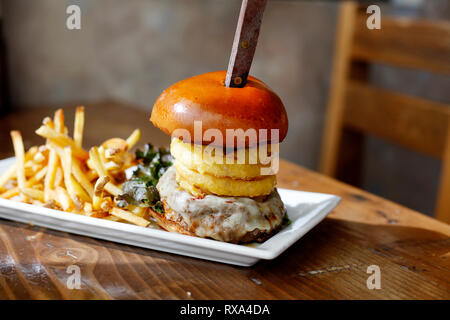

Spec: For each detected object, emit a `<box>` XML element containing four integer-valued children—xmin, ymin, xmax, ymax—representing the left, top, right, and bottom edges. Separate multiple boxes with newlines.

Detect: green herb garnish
<box><xmin>282</xmin><ymin>213</ymin><xmax>292</xmax><ymax>226</ymax></box>
<box><xmin>117</xmin><ymin>144</ymin><xmax>172</xmax><ymax>213</ymax></box>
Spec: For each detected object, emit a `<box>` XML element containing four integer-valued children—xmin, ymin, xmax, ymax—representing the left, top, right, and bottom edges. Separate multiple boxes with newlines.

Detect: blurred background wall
<box><xmin>0</xmin><ymin>0</ymin><xmax>449</xmax><ymax>216</ymax></box>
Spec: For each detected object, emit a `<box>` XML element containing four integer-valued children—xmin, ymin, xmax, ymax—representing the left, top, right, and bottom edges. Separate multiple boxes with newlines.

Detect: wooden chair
<box><xmin>319</xmin><ymin>2</ymin><xmax>450</xmax><ymax>222</ymax></box>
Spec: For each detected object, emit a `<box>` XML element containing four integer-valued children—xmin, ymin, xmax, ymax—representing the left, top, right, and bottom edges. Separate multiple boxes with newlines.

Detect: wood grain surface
<box><xmin>343</xmin><ymin>81</ymin><xmax>450</xmax><ymax>159</ymax></box>
<box><xmin>319</xmin><ymin>3</ymin><xmax>450</xmax><ymax>222</ymax></box>
<box><xmin>0</xmin><ymin>102</ymin><xmax>449</xmax><ymax>300</ymax></box>
<box><xmin>352</xmin><ymin>12</ymin><xmax>450</xmax><ymax>74</ymax></box>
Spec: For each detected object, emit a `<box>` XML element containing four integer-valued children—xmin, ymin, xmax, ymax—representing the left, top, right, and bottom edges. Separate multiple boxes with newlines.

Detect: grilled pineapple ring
<box><xmin>170</xmin><ymin>138</ymin><xmax>276</xmax><ymax>179</ymax></box>
<box><xmin>174</xmin><ymin>161</ymin><xmax>276</xmax><ymax>197</ymax></box>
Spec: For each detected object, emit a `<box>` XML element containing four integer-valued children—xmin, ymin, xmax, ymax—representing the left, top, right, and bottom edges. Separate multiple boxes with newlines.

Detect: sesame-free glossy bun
<box><xmin>150</xmin><ymin>71</ymin><xmax>288</xmax><ymax>148</ymax></box>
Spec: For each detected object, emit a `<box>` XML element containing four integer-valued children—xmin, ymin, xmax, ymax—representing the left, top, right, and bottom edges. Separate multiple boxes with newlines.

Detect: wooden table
<box><xmin>0</xmin><ymin>102</ymin><xmax>449</xmax><ymax>299</ymax></box>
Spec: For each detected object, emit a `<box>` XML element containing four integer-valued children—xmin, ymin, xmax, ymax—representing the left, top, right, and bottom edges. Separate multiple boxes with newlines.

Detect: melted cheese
<box><xmin>157</xmin><ymin>166</ymin><xmax>285</xmax><ymax>242</ymax></box>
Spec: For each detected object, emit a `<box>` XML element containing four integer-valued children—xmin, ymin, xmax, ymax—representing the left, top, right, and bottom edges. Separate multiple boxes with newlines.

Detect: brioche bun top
<box><xmin>150</xmin><ymin>71</ymin><xmax>288</xmax><ymax>148</ymax></box>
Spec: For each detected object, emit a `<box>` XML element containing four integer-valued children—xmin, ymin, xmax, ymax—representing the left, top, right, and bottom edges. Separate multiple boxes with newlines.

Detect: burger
<box><xmin>121</xmin><ymin>71</ymin><xmax>289</xmax><ymax>243</ymax></box>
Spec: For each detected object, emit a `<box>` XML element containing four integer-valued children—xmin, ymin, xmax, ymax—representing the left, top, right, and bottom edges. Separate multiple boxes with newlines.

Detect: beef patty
<box><xmin>153</xmin><ymin>166</ymin><xmax>286</xmax><ymax>243</ymax></box>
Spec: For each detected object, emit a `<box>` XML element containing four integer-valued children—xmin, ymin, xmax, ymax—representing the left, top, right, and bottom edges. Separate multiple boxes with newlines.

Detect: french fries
<box><xmin>104</xmin><ymin>183</ymin><xmax>123</xmax><ymax>197</ymax></box>
<box><xmin>88</xmin><ymin>146</ymin><xmax>123</xmax><ymax>196</ymax></box>
<box><xmin>54</xmin><ymin>109</ymin><xmax>65</xmax><ymax>133</ymax></box>
<box><xmin>93</xmin><ymin>175</ymin><xmax>110</xmax><ymax>210</ymax></box>
<box><xmin>0</xmin><ymin>108</ymin><xmax>149</xmax><ymax>228</ymax></box>
<box><xmin>47</xmin><ymin>141</ymin><xmax>93</xmax><ymax>198</ymax></box>
<box><xmin>74</xmin><ymin>106</ymin><xmax>85</xmax><ymax>148</ymax></box>
<box><xmin>21</xmin><ymin>188</ymin><xmax>45</xmax><ymax>202</ymax></box>
<box><xmin>0</xmin><ymin>146</ymin><xmax>38</xmax><ymax>189</ymax></box>
<box><xmin>10</xmin><ymin>131</ymin><xmax>27</xmax><ymax>201</ymax></box>
<box><xmin>0</xmin><ymin>187</ymin><xmax>19</xmax><ymax>199</ymax></box>
<box><xmin>111</xmin><ymin>208</ymin><xmax>150</xmax><ymax>228</ymax></box>
<box><xmin>26</xmin><ymin>166</ymin><xmax>47</xmax><ymax>188</ymax></box>
<box><xmin>126</xmin><ymin>129</ymin><xmax>141</xmax><ymax>150</ymax></box>
<box><xmin>61</xmin><ymin>147</ymin><xmax>90</xmax><ymax>207</ymax></box>
<box><xmin>35</xmin><ymin>125</ymin><xmax>88</xmax><ymax>160</ymax></box>
<box><xmin>88</xmin><ymin>147</ymin><xmax>111</xmax><ymax>180</ymax></box>
<box><xmin>54</xmin><ymin>167</ymin><xmax>63</xmax><ymax>187</ymax></box>
<box><xmin>71</xmin><ymin>158</ymin><xmax>94</xmax><ymax>198</ymax></box>
<box><xmin>10</xmin><ymin>131</ymin><xmax>26</xmax><ymax>190</ymax></box>
<box><xmin>44</xmin><ymin>147</ymin><xmax>59</xmax><ymax>202</ymax></box>
<box><xmin>55</xmin><ymin>186</ymin><xmax>73</xmax><ymax>211</ymax></box>
<box><xmin>0</xmin><ymin>164</ymin><xmax>16</xmax><ymax>190</ymax></box>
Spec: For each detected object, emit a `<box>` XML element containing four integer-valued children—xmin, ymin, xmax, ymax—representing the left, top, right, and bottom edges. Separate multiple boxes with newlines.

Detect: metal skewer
<box><xmin>225</xmin><ymin>0</ymin><xmax>267</xmax><ymax>88</ymax></box>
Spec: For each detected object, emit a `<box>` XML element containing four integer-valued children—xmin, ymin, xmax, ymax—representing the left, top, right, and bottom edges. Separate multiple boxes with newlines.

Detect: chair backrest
<box><xmin>320</xmin><ymin>2</ymin><xmax>450</xmax><ymax>222</ymax></box>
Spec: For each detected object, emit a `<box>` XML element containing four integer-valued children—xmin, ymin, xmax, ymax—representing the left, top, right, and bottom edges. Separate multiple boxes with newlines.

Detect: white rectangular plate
<box><xmin>0</xmin><ymin>157</ymin><xmax>340</xmax><ymax>266</ymax></box>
